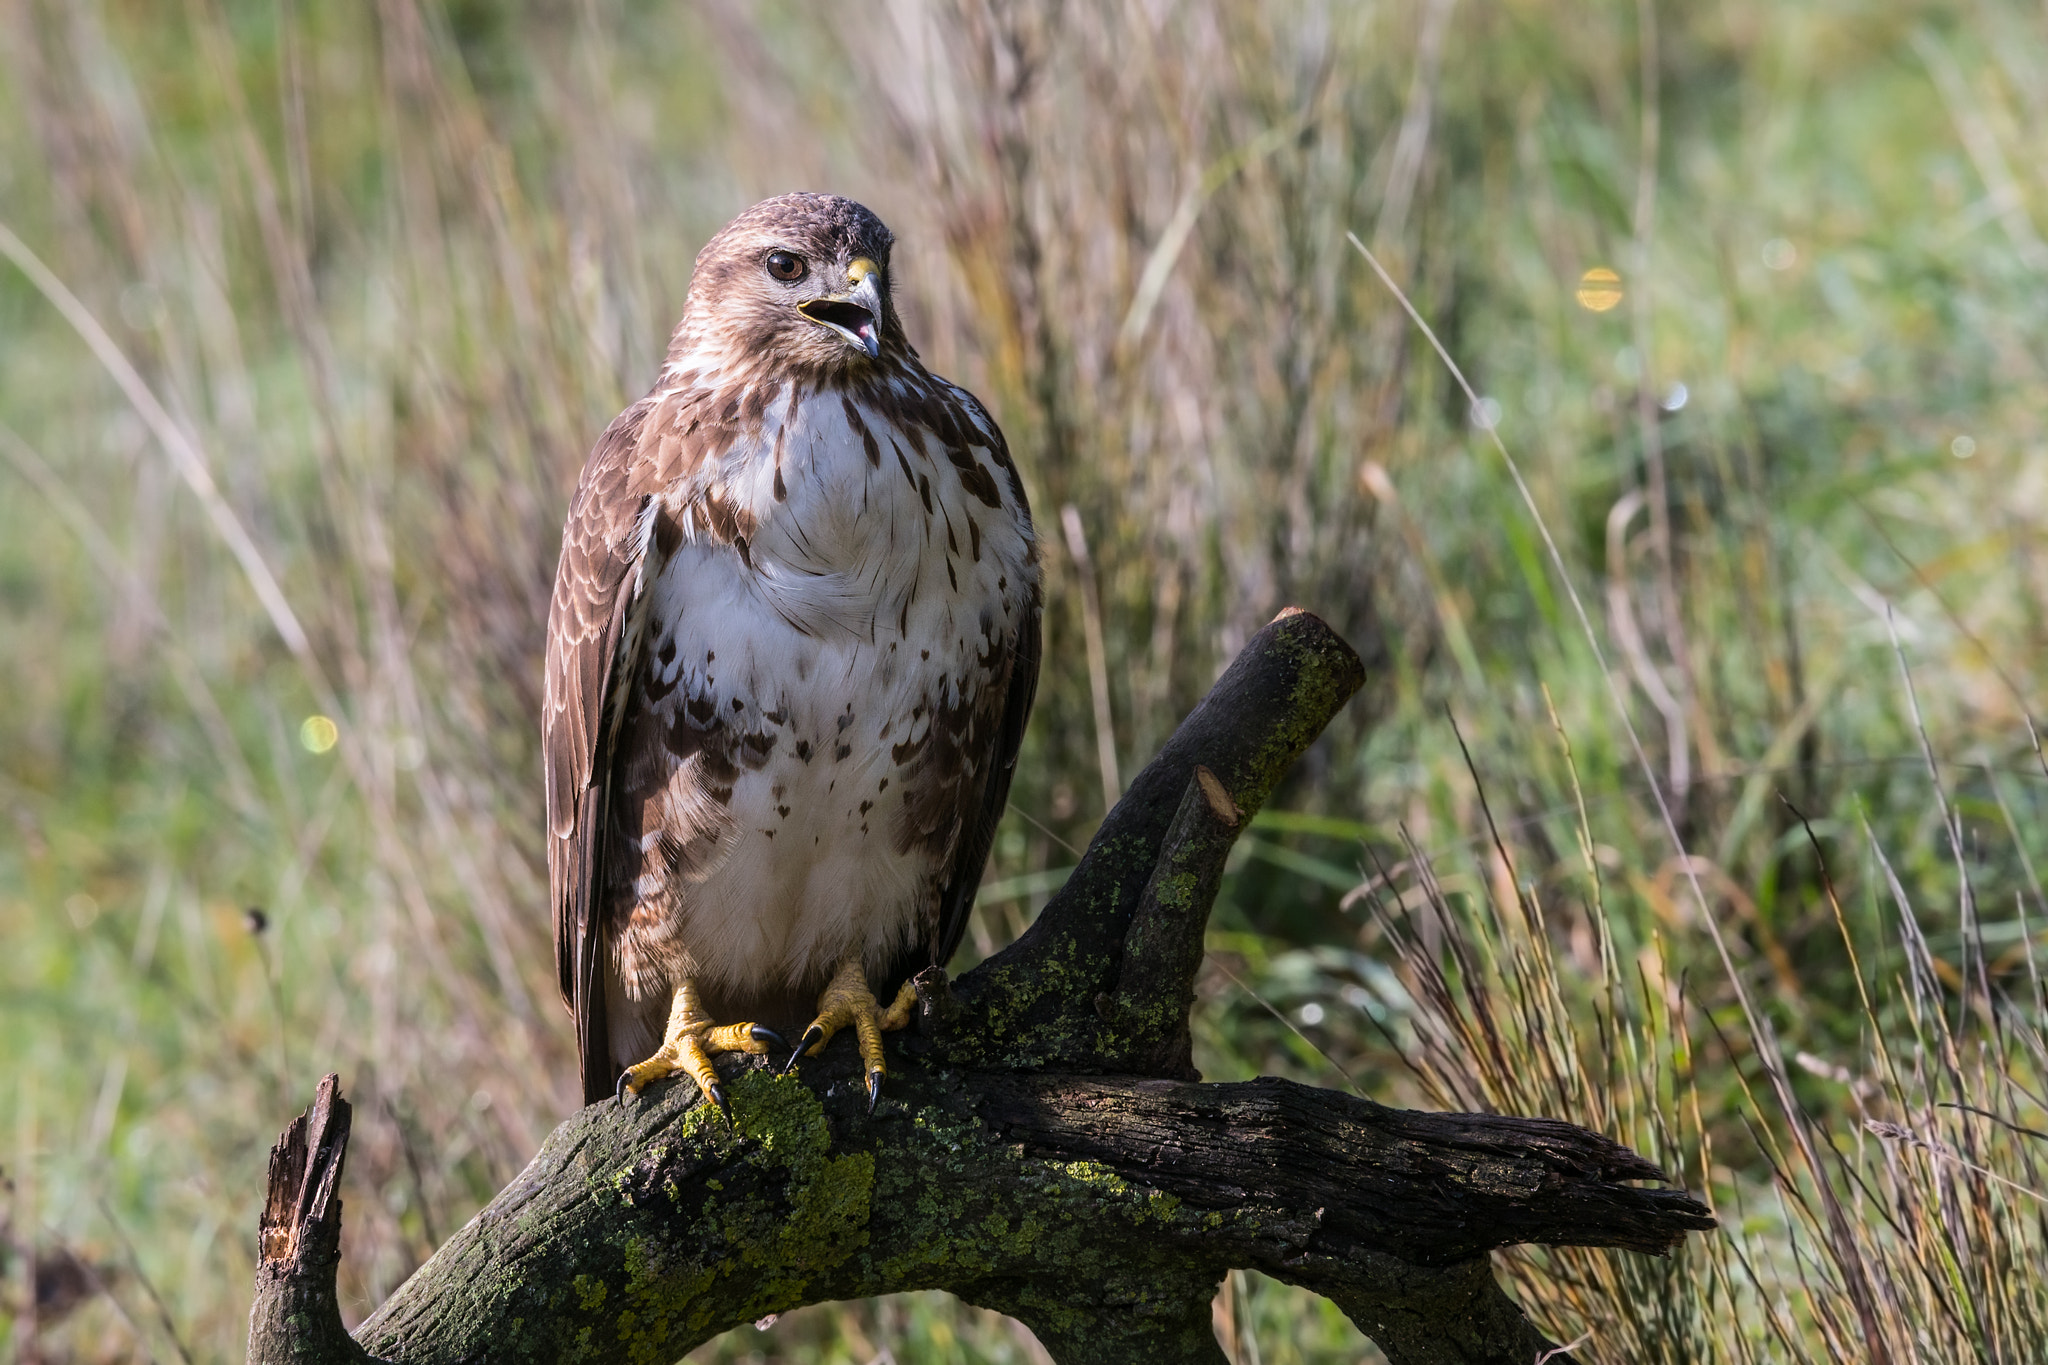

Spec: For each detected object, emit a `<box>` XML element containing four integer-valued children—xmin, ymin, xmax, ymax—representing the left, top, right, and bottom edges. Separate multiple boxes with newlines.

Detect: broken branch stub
<box><xmin>247</xmin><ymin>1073</ymin><xmax>368</xmax><ymax>1365</ymax></box>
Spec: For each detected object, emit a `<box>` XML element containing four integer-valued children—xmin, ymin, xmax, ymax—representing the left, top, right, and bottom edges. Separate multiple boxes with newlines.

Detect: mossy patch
<box><xmin>602</xmin><ymin>1069</ymin><xmax>875</xmax><ymax>1363</ymax></box>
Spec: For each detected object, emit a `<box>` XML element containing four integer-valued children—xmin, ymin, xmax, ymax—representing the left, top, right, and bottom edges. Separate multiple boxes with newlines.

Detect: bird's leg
<box><xmin>617</xmin><ymin>977</ymin><xmax>784</xmax><ymax>1119</ymax></box>
<box><xmin>784</xmin><ymin>955</ymin><xmax>919</xmax><ymax>1111</ymax></box>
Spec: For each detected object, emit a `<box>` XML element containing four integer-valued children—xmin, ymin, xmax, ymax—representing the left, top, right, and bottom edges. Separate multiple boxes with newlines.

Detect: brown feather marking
<box><xmin>887</xmin><ymin>601</ymin><xmax>1040</xmax><ymax>982</ymax></box>
<box><xmin>742</xmin><ymin>379</ymin><xmax>778</xmax><ymax>427</ymax></box>
<box><xmin>602</xmin><ymin>687</ymin><xmax>748</xmax><ymax>1000</ymax></box>
<box><xmin>698</xmin><ymin>489</ymin><xmax>756</xmax><ymax>545</ymax></box>
<box><xmin>654</xmin><ymin>509</ymin><xmax>682</xmax><ymax>558</ymax></box>
<box><xmin>960</xmin><ymin>461</ymin><xmax>1003</xmax><ymax>508</ymax></box>
<box><xmin>841</xmin><ymin>395</ymin><xmax>870</xmax><ymax>444</ymax></box>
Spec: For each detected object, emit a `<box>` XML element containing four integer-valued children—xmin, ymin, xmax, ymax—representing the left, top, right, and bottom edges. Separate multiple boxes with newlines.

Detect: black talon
<box><xmin>866</xmin><ymin>1068</ymin><xmax>884</xmax><ymax>1115</ymax></box>
<box><xmin>614</xmin><ymin>1069</ymin><xmax>632</xmax><ymax>1104</ymax></box>
<box><xmin>750</xmin><ymin>1024</ymin><xmax>787</xmax><ymax>1053</ymax></box>
<box><xmin>782</xmin><ymin>1025</ymin><xmax>824</xmax><ymax>1074</ymax></box>
<box><xmin>705</xmin><ymin>1081</ymin><xmax>730</xmax><ymax>1125</ymax></box>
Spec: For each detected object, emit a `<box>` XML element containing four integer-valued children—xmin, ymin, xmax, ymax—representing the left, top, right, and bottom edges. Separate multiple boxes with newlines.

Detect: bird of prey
<box><xmin>544</xmin><ymin>193</ymin><xmax>1041</xmax><ymax>1114</ymax></box>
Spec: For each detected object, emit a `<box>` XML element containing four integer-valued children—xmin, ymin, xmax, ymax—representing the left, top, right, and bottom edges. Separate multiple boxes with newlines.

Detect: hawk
<box><xmin>545</xmin><ymin>193</ymin><xmax>1041</xmax><ymax>1114</ymax></box>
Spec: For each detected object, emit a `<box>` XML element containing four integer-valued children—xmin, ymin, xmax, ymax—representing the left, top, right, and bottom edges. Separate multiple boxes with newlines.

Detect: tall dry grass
<box><xmin>1346</xmin><ymin>741</ymin><xmax>2048</xmax><ymax>1363</ymax></box>
<box><xmin>2</xmin><ymin>0</ymin><xmax>2046</xmax><ymax>1361</ymax></box>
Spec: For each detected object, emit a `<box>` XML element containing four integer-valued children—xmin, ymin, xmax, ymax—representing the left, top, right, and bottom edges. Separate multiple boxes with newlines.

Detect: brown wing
<box><xmin>545</xmin><ymin>397</ymin><xmax>656</xmax><ymax>1105</ymax></box>
<box><xmin>899</xmin><ymin>606</ymin><xmax>1040</xmax><ymax>987</ymax></box>
<box><xmin>889</xmin><ymin>383</ymin><xmax>1042</xmax><ymax>988</ymax></box>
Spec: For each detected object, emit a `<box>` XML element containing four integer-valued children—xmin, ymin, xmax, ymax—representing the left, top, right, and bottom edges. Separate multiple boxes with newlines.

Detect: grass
<box><xmin>2</xmin><ymin>0</ymin><xmax>2046</xmax><ymax>1361</ymax></box>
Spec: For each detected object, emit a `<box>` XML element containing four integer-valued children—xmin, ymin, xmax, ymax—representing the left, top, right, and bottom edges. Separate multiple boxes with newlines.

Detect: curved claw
<box><xmin>782</xmin><ymin>1025</ymin><xmax>824</xmax><ymax>1074</ymax></box>
<box><xmin>705</xmin><ymin>1080</ymin><xmax>730</xmax><ymax>1125</ymax></box>
<box><xmin>866</xmin><ymin>1068</ymin><xmax>884</xmax><ymax>1115</ymax></box>
<box><xmin>750</xmin><ymin>1024</ymin><xmax>787</xmax><ymax>1053</ymax></box>
<box><xmin>614</xmin><ymin>1069</ymin><xmax>632</xmax><ymax>1104</ymax></box>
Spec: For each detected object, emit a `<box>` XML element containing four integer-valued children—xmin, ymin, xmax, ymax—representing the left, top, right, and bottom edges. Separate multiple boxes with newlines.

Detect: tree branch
<box><xmin>1105</xmin><ymin>765</ymin><xmax>1240</xmax><ymax>1077</ymax></box>
<box><xmin>247</xmin><ymin>1073</ymin><xmax>368</xmax><ymax>1365</ymax></box>
<box><xmin>921</xmin><ymin>607</ymin><xmax>1369</xmax><ymax>1072</ymax></box>
<box><xmin>242</xmin><ymin>610</ymin><xmax>1717</xmax><ymax>1365</ymax></box>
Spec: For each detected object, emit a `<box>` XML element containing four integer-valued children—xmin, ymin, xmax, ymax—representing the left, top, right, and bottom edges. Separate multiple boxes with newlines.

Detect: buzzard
<box><xmin>544</xmin><ymin>194</ymin><xmax>1041</xmax><ymax>1114</ymax></box>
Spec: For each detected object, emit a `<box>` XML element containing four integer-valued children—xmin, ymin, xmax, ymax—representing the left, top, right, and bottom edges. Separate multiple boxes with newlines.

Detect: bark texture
<box><xmin>244</xmin><ymin>610</ymin><xmax>1716</xmax><ymax>1365</ymax></box>
<box><xmin>247</xmin><ymin>1074</ymin><xmax>369</xmax><ymax>1365</ymax></box>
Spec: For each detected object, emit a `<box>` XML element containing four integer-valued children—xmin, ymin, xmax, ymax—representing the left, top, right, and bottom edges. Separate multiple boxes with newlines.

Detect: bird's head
<box><xmin>673</xmin><ymin>193</ymin><xmax>902</xmax><ymax>379</ymax></box>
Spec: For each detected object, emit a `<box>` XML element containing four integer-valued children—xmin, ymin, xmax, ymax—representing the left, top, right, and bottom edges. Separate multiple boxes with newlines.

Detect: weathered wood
<box><xmin>338</xmin><ymin>1044</ymin><xmax>1707</xmax><ymax>1364</ymax></box>
<box><xmin>247</xmin><ymin>1074</ymin><xmax>368</xmax><ymax>1365</ymax></box>
<box><xmin>969</xmin><ymin>1074</ymin><xmax>1712</xmax><ymax>1265</ymax></box>
<box><xmin>241</xmin><ymin>609</ymin><xmax>1718</xmax><ymax>1365</ymax></box>
<box><xmin>1105</xmin><ymin>766</ymin><xmax>1240</xmax><ymax>1078</ymax></box>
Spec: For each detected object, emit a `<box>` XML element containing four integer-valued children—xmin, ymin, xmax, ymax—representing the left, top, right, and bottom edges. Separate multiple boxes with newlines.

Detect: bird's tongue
<box><xmin>799</xmin><ymin>297</ymin><xmax>880</xmax><ymax>358</ymax></box>
<box><xmin>803</xmin><ymin>299</ymin><xmax>874</xmax><ymax>337</ymax></box>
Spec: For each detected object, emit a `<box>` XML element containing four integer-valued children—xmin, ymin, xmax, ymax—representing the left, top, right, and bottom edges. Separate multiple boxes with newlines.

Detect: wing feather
<box><xmin>889</xmin><ymin>488</ymin><xmax>1043</xmax><ymax>999</ymax></box>
<box><xmin>545</xmin><ymin>397</ymin><xmax>657</xmax><ymax>1104</ymax></box>
<box><xmin>896</xmin><ymin>383</ymin><xmax>1040</xmax><ymax>985</ymax></box>
<box><xmin>905</xmin><ymin>609</ymin><xmax>1040</xmax><ymax>982</ymax></box>
<box><xmin>920</xmin><ymin>608</ymin><xmax>1040</xmax><ymax>976</ymax></box>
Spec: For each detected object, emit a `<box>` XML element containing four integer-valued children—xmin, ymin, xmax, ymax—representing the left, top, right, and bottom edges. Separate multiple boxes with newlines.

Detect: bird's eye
<box><xmin>766</xmin><ymin>251</ymin><xmax>807</xmax><ymax>282</ymax></box>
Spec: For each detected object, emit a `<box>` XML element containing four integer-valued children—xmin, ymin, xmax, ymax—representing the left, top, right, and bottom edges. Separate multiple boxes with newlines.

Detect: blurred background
<box><xmin>2</xmin><ymin>1</ymin><xmax>2045</xmax><ymax>1361</ymax></box>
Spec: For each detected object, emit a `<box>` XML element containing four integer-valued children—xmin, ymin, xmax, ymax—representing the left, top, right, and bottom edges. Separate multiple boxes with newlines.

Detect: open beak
<box><xmin>797</xmin><ymin>258</ymin><xmax>884</xmax><ymax>359</ymax></box>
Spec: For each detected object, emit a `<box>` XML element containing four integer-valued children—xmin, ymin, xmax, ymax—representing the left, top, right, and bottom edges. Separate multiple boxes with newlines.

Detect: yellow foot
<box><xmin>617</xmin><ymin>978</ymin><xmax>785</xmax><ymax>1121</ymax></box>
<box><xmin>783</xmin><ymin>958</ymin><xmax>920</xmax><ymax>1112</ymax></box>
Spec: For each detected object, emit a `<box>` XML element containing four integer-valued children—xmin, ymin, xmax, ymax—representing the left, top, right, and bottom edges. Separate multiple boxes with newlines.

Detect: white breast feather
<box><xmin>619</xmin><ymin>379</ymin><xmax>1036</xmax><ymax>1000</ymax></box>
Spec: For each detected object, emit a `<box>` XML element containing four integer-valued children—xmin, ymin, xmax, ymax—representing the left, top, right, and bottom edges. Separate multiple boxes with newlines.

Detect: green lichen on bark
<box><xmin>356</xmin><ymin>1052</ymin><xmax>1254</xmax><ymax>1363</ymax></box>
<box><xmin>521</xmin><ymin>1070</ymin><xmax>880</xmax><ymax>1362</ymax></box>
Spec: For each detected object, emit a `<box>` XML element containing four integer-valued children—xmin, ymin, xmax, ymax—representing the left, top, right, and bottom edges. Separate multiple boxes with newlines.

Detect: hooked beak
<box><xmin>797</xmin><ymin>258</ymin><xmax>884</xmax><ymax>359</ymax></box>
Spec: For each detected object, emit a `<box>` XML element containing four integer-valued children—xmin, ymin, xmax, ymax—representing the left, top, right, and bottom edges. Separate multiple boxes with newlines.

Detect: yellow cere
<box><xmin>300</xmin><ymin>714</ymin><xmax>340</xmax><ymax>754</ymax></box>
<box><xmin>1576</xmin><ymin>266</ymin><xmax>1623</xmax><ymax>312</ymax></box>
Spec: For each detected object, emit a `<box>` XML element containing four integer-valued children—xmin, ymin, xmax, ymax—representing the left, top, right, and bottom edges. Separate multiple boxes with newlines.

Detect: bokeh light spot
<box><xmin>1762</xmin><ymin>237</ymin><xmax>1797</xmax><ymax>270</ymax></box>
<box><xmin>300</xmin><ymin>715</ymin><xmax>340</xmax><ymax>754</ymax></box>
<box><xmin>1576</xmin><ymin>266</ymin><xmax>1624</xmax><ymax>311</ymax></box>
<box><xmin>1950</xmin><ymin>434</ymin><xmax>1976</xmax><ymax>459</ymax></box>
